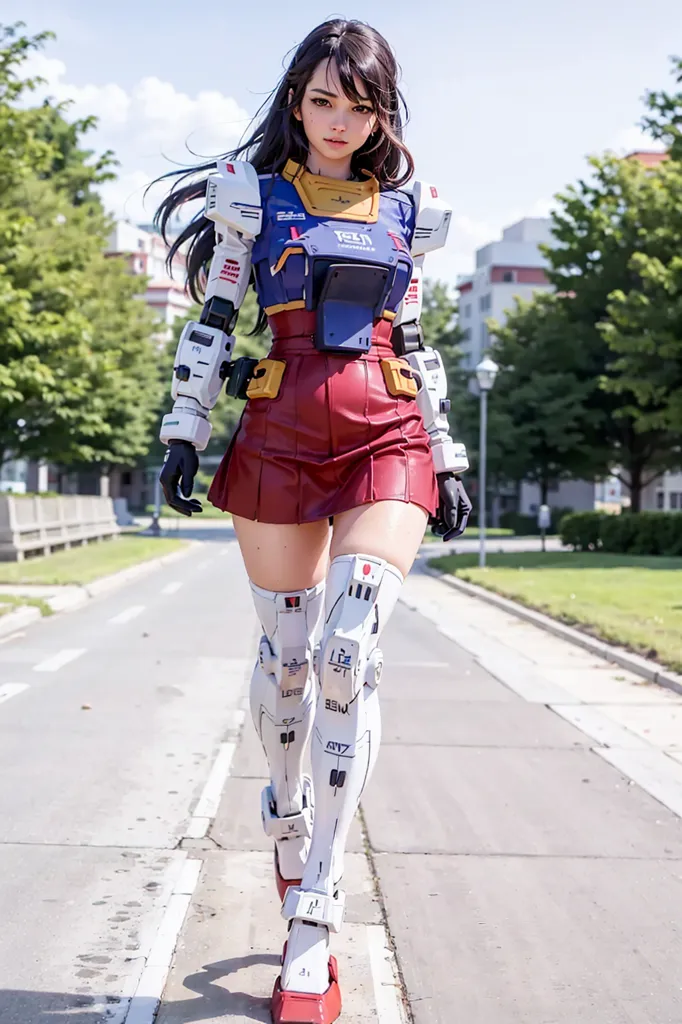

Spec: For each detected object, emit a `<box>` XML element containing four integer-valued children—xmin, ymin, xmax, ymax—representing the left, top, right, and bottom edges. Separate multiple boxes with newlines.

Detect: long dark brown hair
<box><xmin>154</xmin><ymin>19</ymin><xmax>414</xmax><ymax>327</ymax></box>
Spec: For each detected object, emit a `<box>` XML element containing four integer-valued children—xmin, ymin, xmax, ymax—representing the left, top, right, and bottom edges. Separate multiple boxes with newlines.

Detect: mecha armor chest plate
<box><xmin>251</xmin><ymin>161</ymin><xmax>415</xmax><ymax>352</ymax></box>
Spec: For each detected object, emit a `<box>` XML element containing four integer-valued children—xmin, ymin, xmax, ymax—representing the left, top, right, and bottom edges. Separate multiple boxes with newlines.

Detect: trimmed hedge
<box><xmin>559</xmin><ymin>510</ymin><xmax>682</xmax><ymax>556</ymax></box>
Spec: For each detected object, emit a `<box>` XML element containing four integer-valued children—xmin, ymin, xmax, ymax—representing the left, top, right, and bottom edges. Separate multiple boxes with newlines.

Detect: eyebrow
<box><xmin>310</xmin><ymin>87</ymin><xmax>372</xmax><ymax>103</ymax></box>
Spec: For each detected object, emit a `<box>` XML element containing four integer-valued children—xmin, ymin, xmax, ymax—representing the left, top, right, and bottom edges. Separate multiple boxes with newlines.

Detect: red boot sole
<box><xmin>271</xmin><ymin>957</ymin><xmax>341</xmax><ymax>1024</ymax></box>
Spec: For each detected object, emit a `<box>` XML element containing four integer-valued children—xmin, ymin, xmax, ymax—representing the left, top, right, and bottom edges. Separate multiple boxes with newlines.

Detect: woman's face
<box><xmin>293</xmin><ymin>58</ymin><xmax>378</xmax><ymax>172</ymax></box>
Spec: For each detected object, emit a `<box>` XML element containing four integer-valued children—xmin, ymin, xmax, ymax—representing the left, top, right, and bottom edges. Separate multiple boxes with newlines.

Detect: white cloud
<box><xmin>610</xmin><ymin>124</ymin><xmax>664</xmax><ymax>156</ymax></box>
<box><xmin>22</xmin><ymin>51</ymin><xmax>252</xmax><ymax>221</ymax></box>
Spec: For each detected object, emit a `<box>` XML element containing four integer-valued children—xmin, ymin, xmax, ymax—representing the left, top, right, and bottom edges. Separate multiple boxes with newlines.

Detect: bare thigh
<box><xmin>232</xmin><ymin>514</ymin><xmax>331</xmax><ymax>592</ymax></box>
<box><xmin>330</xmin><ymin>500</ymin><xmax>428</xmax><ymax>578</ymax></box>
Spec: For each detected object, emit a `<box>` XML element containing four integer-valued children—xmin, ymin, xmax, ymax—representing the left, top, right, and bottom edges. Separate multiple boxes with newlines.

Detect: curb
<box><xmin>0</xmin><ymin>604</ymin><xmax>42</xmax><ymax>639</ymax></box>
<box><xmin>423</xmin><ymin>564</ymin><xmax>682</xmax><ymax>699</ymax></box>
<box><xmin>0</xmin><ymin>541</ymin><xmax>200</xmax><ymax>633</ymax></box>
<box><xmin>83</xmin><ymin>541</ymin><xmax>198</xmax><ymax>599</ymax></box>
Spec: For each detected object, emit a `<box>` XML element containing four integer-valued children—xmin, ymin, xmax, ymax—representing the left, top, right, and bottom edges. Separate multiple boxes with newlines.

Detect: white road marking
<box><xmin>33</xmin><ymin>648</ymin><xmax>86</xmax><ymax>673</ymax></box>
<box><xmin>123</xmin><ymin>857</ymin><xmax>202</xmax><ymax>1024</ymax></box>
<box><xmin>109</xmin><ymin>605</ymin><xmax>145</xmax><ymax>625</ymax></box>
<box><xmin>185</xmin><ymin>816</ymin><xmax>212</xmax><ymax>840</ymax></box>
<box><xmin>184</xmin><ymin>711</ymin><xmax>246</xmax><ymax>839</ymax></box>
<box><xmin>193</xmin><ymin>742</ymin><xmax>238</xmax><ymax>818</ymax></box>
<box><xmin>161</xmin><ymin>581</ymin><xmax>183</xmax><ymax>596</ymax></box>
<box><xmin>196</xmin><ymin>559</ymin><xmax>211</xmax><ymax>571</ymax></box>
<box><xmin>366</xmin><ymin>924</ymin><xmax>408</xmax><ymax>1024</ymax></box>
<box><xmin>0</xmin><ymin>683</ymin><xmax>29</xmax><ymax>706</ymax></box>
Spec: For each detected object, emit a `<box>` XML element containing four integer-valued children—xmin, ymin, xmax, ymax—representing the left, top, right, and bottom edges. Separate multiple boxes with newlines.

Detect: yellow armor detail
<box><xmin>281</xmin><ymin>160</ymin><xmax>380</xmax><ymax>224</ymax></box>
<box><xmin>246</xmin><ymin>358</ymin><xmax>287</xmax><ymax>400</ymax></box>
<box><xmin>381</xmin><ymin>358</ymin><xmax>419</xmax><ymax>399</ymax></box>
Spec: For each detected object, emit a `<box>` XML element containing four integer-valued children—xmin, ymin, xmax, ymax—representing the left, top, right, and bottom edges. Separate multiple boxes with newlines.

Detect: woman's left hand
<box><xmin>431</xmin><ymin>472</ymin><xmax>472</xmax><ymax>541</ymax></box>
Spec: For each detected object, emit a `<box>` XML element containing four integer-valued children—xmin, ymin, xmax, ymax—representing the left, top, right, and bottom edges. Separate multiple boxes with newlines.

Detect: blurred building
<box><xmin>457</xmin><ymin>216</ymin><xmax>595</xmax><ymax>522</ymax></box>
<box><xmin>105</xmin><ymin>221</ymin><xmax>193</xmax><ymax>338</ymax></box>
<box><xmin>457</xmin><ymin>217</ymin><xmax>554</xmax><ymax>369</ymax></box>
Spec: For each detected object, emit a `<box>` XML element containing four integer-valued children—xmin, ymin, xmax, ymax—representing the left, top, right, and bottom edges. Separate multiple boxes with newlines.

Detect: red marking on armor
<box><xmin>430</xmin><ymin>186</ymin><xmax>438</xmax><ymax>198</ymax></box>
<box><xmin>404</xmin><ymin>278</ymin><xmax>420</xmax><ymax>305</ymax></box>
<box><xmin>285</xmin><ymin>596</ymin><xmax>301</xmax><ymax>609</ymax></box>
<box><xmin>289</xmin><ymin>226</ymin><xmax>301</xmax><ymax>240</ymax></box>
<box><xmin>219</xmin><ymin>257</ymin><xmax>240</xmax><ymax>283</ymax></box>
<box><xmin>387</xmin><ymin>230</ymin><xmax>406</xmax><ymax>252</ymax></box>
<box><xmin>363</xmin><ymin>563</ymin><xmax>371</xmax><ymax>576</ymax></box>
<box><xmin>226</xmin><ymin>163</ymin><xmax>236</xmax><ymax>174</ymax></box>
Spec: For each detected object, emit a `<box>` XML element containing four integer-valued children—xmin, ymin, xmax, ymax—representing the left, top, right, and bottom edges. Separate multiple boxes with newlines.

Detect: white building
<box><xmin>642</xmin><ymin>472</ymin><xmax>682</xmax><ymax>512</ymax></box>
<box><xmin>457</xmin><ymin>217</ymin><xmax>595</xmax><ymax>519</ymax></box>
<box><xmin>457</xmin><ymin>217</ymin><xmax>554</xmax><ymax>369</ymax></box>
<box><xmin>105</xmin><ymin>221</ymin><xmax>193</xmax><ymax>336</ymax></box>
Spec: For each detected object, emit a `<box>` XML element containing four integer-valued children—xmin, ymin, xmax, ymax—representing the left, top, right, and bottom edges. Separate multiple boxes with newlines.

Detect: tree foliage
<box><xmin>0</xmin><ymin>22</ymin><xmax>162</xmax><ymax>471</ymax></box>
<box><xmin>487</xmin><ymin>293</ymin><xmax>603</xmax><ymax>502</ymax></box>
<box><xmin>542</xmin><ymin>147</ymin><xmax>682</xmax><ymax>509</ymax></box>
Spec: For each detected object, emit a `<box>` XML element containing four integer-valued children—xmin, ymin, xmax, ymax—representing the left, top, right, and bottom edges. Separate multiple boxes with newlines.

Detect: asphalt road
<box><xmin>2</xmin><ymin>529</ymin><xmax>682</xmax><ymax>1023</ymax></box>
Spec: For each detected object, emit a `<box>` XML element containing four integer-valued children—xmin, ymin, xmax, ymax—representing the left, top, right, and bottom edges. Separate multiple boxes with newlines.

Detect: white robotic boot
<box><xmin>272</xmin><ymin>554</ymin><xmax>403</xmax><ymax>1024</ymax></box>
<box><xmin>249</xmin><ymin>581</ymin><xmax>325</xmax><ymax>901</ymax></box>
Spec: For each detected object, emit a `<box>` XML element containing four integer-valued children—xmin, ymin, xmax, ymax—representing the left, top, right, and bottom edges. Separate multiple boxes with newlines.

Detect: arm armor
<box><xmin>393</xmin><ymin>181</ymin><xmax>468</xmax><ymax>475</ymax></box>
<box><xmin>159</xmin><ymin>160</ymin><xmax>262</xmax><ymax>451</ymax></box>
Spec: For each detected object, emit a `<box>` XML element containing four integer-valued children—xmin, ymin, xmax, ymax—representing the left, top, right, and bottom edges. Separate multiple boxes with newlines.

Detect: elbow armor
<box><xmin>160</xmin><ymin>160</ymin><xmax>262</xmax><ymax>450</ymax></box>
<box><xmin>405</xmin><ymin>348</ymin><xmax>469</xmax><ymax>475</ymax></box>
<box><xmin>395</xmin><ymin>180</ymin><xmax>467</xmax><ymax>475</ymax></box>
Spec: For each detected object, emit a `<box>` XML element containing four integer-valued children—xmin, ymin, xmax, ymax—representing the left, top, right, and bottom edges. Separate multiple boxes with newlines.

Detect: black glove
<box><xmin>430</xmin><ymin>472</ymin><xmax>472</xmax><ymax>541</ymax></box>
<box><xmin>159</xmin><ymin>440</ymin><xmax>203</xmax><ymax>517</ymax></box>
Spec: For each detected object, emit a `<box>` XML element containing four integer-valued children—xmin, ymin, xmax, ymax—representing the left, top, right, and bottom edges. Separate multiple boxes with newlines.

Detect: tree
<box><xmin>487</xmin><ymin>293</ymin><xmax>604</xmax><ymax>503</ymax></box>
<box><xmin>642</xmin><ymin>56</ymin><xmax>682</xmax><ymax>161</ymax></box>
<box><xmin>0</xmin><ymin>22</ymin><xmax>162</xmax><ymax>471</ymax></box>
<box><xmin>545</xmin><ymin>149</ymin><xmax>682</xmax><ymax>510</ymax></box>
<box><xmin>597</xmin><ymin>61</ymin><xmax>682</xmax><ymax>444</ymax></box>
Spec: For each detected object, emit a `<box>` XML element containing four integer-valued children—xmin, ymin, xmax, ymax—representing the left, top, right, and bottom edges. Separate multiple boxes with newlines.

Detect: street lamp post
<box><xmin>475</xmin><ymin>356</ymin><xmax>499</xmax><ymax>569</ymax></box>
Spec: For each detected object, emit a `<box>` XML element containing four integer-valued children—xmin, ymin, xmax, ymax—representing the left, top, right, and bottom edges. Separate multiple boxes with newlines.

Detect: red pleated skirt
<box><xmin>207</xmin><ymin>310</ymin><xmax>437</xmax><ymax>524</ymax></box>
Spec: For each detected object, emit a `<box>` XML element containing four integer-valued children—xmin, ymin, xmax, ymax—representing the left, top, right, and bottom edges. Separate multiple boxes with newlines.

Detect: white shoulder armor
<box><xmin>205</xmin><ymin>159</ymin><xmax>262</xmax><ymax>241</ymax></box>
<box><xmin>410</xmin><ymin>181</ymin><xmax>452</xmax><ymax>257</ymax></box>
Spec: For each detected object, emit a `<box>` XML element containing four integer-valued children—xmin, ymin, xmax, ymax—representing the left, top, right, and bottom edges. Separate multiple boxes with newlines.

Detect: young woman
<box><xmin>156</xmin><ymin>19</ymin><xmax>471</xmax><ymax>1024</ymax></box>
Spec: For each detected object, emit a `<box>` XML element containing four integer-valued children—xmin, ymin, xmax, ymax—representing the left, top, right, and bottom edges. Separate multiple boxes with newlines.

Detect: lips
<box><xmin>325</xmin><ymin>138</ymin><xmax>348</xmax><ymax>146</ymax></box>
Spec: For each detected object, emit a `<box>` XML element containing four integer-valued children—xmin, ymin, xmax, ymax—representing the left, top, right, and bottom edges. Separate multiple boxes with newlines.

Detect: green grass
<box><xmin>0</xmin><ymin>535</ymin><xmax>188</xmax><ymax>586</ymax></box>
<box><xmin>143</xmin><ymin>503</ymin><xmax>231</xmax><ymax>520</ymax></box>
<box><xmin>429</xmin><ymin>550</ymin><xmax>682</xmax><ymax>673</ymax></box>
<box><xmin>0</xmin><ymin>594</ymin><xmax>52</xmax><ymax>617</ymax></box>
<box><xmin>422</xmin><ymin>527</ymin><xmax>514</xmax><ymax>543</ymax></box>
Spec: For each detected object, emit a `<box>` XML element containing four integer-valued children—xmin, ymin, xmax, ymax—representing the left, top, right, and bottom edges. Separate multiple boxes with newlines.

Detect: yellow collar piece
<box><xmin>282</xmin><ymin>160</ymin><xmax>380</xmax><ymax>223</ymax></box>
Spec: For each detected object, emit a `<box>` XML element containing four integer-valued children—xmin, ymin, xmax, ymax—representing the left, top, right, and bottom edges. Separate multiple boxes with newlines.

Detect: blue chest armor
<box><xmin>251</xmin><ymin>161</ymin><xmax>415</xmax><ymax>353</ymax></box>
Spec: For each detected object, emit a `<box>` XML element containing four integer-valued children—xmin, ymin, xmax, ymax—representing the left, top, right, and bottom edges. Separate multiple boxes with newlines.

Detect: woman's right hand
<box><xmin>159</xmin><ymin>440</ymin><xmax>203</xmax><ymax>516</ymax></box>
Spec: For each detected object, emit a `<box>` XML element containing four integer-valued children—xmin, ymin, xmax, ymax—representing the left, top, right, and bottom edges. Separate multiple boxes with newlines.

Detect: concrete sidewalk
<box><xmin>155</xmin><ymin>568</ymin><xmax>682</xmax><ymax>1023</ymax></box>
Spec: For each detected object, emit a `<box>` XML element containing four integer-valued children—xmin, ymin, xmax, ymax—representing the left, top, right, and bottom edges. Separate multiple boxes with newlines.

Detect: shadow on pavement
<box><xmin>0</xmin><ymin>954</ymin><xmax>280</xmax><ymax>1023</ymax></box>
<box><xmin>160</xmin><ymin>953</ymin><xmax>281</xmax><ymax>1022</ymax></box>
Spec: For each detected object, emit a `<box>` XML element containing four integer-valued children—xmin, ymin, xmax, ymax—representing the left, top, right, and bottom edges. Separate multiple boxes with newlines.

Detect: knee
<box><xmin>318</xmin><ymin>631</ymin><xmax>361</xmax><ymax>707</ymax></box>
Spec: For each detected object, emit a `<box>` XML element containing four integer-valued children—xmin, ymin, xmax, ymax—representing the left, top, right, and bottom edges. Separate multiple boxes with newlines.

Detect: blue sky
<box><xmin>6</xmin><ymin>0</ymin><xmax>680</xmax><ymax>282</ymax></box>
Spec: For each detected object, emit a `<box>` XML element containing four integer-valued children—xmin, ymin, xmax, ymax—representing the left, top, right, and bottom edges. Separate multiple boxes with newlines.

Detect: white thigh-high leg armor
<box><xmin>278</xmin><ymin>554</ymin><xmax>403</xmax><ymax>999</ymax></box>
<box><xmin>249</xmin><ymin>581</ymin><xmax>325</xmax><ymax>893</ymax></box>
